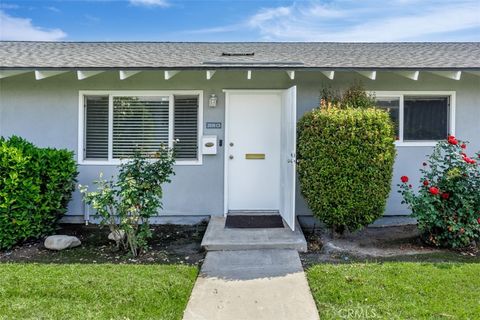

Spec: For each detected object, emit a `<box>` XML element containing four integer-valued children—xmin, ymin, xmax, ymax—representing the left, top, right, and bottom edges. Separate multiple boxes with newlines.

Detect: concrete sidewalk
<box><xmin>183</xmin><ymin>249</ymin><xmax>319</xmax><ymax>320</ymax></box>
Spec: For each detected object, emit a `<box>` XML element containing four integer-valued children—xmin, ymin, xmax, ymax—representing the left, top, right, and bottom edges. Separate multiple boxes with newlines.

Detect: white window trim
<box><xmin>373</xmin><ymin>91</ymin><xmax>456</xmax><ymax>147</ymax></box>
<box><xmin>78</xmin><ymin>90</ymin><xmax>203</xmax><ymax>166</ymax></box>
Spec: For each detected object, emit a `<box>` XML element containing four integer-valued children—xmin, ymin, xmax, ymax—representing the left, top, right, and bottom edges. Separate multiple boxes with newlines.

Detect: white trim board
<box><xmin>223</xmin><ymin>89</ymin><xmax>289</xmax><ymax>216</ymax></box>
<box><xmin>78</xmin><ymin>90</ymin><xmax>203</xmax><ymax>166</ymax></box>
<box><xmin>372</xmin><ymin>91</ymin><xmax>456</xmax><ymax>147</ymax></box>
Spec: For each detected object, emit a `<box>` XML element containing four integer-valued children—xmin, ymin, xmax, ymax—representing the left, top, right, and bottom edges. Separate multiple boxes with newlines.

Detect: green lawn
<box><xmin>307</xmin><ymin>262</ymin><xmax>480</xmax><ymax>319</ymax></box>
<box><xmin>0</xmin><ymin>263</ymin><xmax>198</xmax><ymax>320</ymax></box>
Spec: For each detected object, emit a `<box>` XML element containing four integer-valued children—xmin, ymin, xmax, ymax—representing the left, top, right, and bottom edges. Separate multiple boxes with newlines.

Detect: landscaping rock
<box><xmin>108</xmin><ymin>230</ymin><xmax>125</xmax><ymax>242</ymax></box>
<box><xmin>44</xmin><ymin>235</ymin><xmax>81</xmax><ymax>251</ymax></box>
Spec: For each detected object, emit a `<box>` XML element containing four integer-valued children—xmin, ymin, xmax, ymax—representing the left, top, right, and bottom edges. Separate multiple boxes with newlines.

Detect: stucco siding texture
<box><xmin>1</xmin><ymin>71</ymin><xmax>479</xmax><ymax>218</ymax></box>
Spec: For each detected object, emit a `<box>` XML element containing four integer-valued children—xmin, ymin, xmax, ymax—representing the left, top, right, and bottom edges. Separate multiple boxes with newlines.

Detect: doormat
<box><xmin>225</xmin><ymin>215</ymin><xmax>284</xmax><ymax>229</ymax></box>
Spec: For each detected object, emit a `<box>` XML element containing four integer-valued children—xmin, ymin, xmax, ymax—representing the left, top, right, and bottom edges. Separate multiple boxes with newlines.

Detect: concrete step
<box><xmin>201</xmin><ymin>216</ymin><xmax>308</xmax><ymax>252</ymax></box>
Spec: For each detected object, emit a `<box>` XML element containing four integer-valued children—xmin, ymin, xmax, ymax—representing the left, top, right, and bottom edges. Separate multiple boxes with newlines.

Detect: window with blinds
<box><xmin>174</xmin><ymin>95</ymin><xmax>199</xmax><ymax>160</ymax></box>
<box><xmin>82</xmin><ymin>93</ymin><xmax>201</xmax><ymax>163</ymax></box>
<box><xmin>113</xmin><ymin>96</ymin><xmax>169</xmax><ymax>158</ymax></box>
<box><xmin>84</xmin><ymin>96</ymin><xmax>109</xmax><ymax>160</ymax></box>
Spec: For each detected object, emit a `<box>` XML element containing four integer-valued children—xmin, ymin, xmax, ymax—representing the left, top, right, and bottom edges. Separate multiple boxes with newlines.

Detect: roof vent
<box><xmin>221</xmin><ymin>52</ymin><xmax>254</xmax><ymax>57</ymax></box>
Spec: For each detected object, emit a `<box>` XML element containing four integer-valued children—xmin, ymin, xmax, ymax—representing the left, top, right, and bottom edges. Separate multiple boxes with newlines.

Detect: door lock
<box><xmin>229</xmin><ymin>142</ymin><xmax>234</xmax><ymax>147</ymax></box>
<box><xmin>229</xmin><ymin>155</ymin><xmax>234</xmax><ymax>160</ymax></box>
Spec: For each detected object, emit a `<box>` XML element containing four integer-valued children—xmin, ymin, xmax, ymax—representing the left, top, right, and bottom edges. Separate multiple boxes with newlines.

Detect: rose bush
<box><xmin>399</xmin><ymin>136</ymin><xmax>480</xmax><ymax>248</ymax></box>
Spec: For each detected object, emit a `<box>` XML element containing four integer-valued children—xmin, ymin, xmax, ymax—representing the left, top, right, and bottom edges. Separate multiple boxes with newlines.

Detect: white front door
<box><xmin>280</xmin><ymin>86</ymin><xmax>297</xmax><ymax>230</ymax></box>
<box><xmin>225</xmin><ymin>91</ymin><xmax>282</xmax><ymax>212</ymax></box>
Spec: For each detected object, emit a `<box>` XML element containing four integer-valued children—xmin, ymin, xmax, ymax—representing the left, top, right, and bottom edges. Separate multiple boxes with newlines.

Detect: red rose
<box><xmin>429</xmin><ymin>187</ymin><xmax>440</xmax><ymax>195</ymax></box>
<box><xmin>477</xmin><ymin>217</ymin><xmax>480</xmax><ymax>224</ymax></box>
<box><xmin>401</xmin><ymin>176</ymin><xmax>409</xmax><ymax>183</ymax></box>
<box><xmin>423</xmin><ymin>180</ymin><xmax>429</xmax><ymax>186</ymax></box>
<box><xmin>461</xmin><ymin>144</ymin><xmax>466</xmax><ymax>149</ymax></box>
<box><xmin>447</xmin><ymin>135</ymin><xmax>458</xmax><ymax>145</ymax></box>
<box><xmin>441</xmin><ymin>192</ymin><xmax>450</xmax><ymax>199</ymax></box>
<box><xmin>463</xmin><ymin>156</ymin><xmax>476</xmax><ymax>164</ymax></box>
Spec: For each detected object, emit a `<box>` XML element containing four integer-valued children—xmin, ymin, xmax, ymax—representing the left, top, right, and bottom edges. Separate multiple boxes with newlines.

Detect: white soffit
<box><xmin>77</xmin><ymin>70</ymin><xmax>104</xmax><ymax>80</ymax></box>
<box><xmin>0</xmin><ymin>70</ymin><xmax>30</xmax><ymax>79</ymax></box>
<box><xmin>206</xmin><ymin>70</ymin><xmax>216</xmax><ymax>80</ymax></box>
<box><xmin>164</xmin><ymin>70</ymin><xmax>180</xmax><ymax>80</ymax></box>
<box><xmin>320</xmin><ymin>70</ymin><xmax>335</xmax><ymax>80</ymax></box>
<box><xmin>34</xmin><ymin>70</ymin><xmax>68</xmax><ymax>80</ymax></box>
<box><xmin>429</xmin><ymin>71</ymin><xmax>462</xmax><ymax>80</ymax></box>
<box><xmin>356</xmin><ymin>70</ymin><xmax>376</xmax><ymax>80</ymax></box>
<box><xmin>394</xmin><ymin>70</ymin><xmax>419</xmax><ymax>80</ymax></box>
<box><xmin>119</xmin><ymin>70</ymin><xmax>141</xmax><ymax>80</ymax></box>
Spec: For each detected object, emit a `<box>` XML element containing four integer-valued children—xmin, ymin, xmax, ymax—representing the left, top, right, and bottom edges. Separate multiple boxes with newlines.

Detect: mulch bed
<box><xmin>300</xmin><ymin>224</ymin><xmax>480</xmax><ymax>266</ymax></box>
<box><xmin>0</xmin><ymin>223</ymin><xmax>207</xmax><ymax>265</ymax></box>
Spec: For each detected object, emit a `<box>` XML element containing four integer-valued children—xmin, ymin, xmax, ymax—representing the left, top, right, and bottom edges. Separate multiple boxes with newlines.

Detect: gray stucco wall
<box><xmin>1</xmin><ymin>70</ymin><xmax>479</xmax><ymax>220</ymax></box>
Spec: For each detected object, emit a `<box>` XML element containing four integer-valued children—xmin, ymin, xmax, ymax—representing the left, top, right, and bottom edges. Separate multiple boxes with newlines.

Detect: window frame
<box><xmin>78</xmin><ymin>90</ymin><xmax>203</xmax><ymax>166</ymax></box>
<box><xmin>373</xmin><ymin>91</ymin><xmax>456</xmax><ymax>147</ymax></box>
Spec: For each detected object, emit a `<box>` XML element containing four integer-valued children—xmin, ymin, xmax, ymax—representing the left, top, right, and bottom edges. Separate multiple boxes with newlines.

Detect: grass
<box><xmin>307</xmin><ymin>262</ymin><xmax>480</xmax><ymax>319</ymax></box>
<box><xmin>0</xmin><ymin>263</ymin><xmax>198</xmax><ymax>320</ymax></box>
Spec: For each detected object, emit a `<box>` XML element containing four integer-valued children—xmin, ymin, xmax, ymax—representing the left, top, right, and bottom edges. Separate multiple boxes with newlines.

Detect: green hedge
<box><xmin>0</xmin><ymin>136</ymin><xmax>78</xmax><ymax>249</ymax></box>
<box><xmin>297</xmin><ymin>105</ymin><xmax>396</xmax><ymax>232</ymax></box>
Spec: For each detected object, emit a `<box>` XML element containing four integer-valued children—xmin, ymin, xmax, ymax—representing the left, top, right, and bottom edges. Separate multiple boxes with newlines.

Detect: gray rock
<box><xmin>44</xmin><ymin>235</ymin><xmax>81</xmax><ymax>251</ymax></box>
<box><xmin>108</xmin><ymin>230</ymin><xmax>125</xmax><ymax>242</ymax></box>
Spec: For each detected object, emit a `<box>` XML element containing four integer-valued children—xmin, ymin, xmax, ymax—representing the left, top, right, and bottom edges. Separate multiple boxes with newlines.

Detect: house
<box><xmin>0</xmin><ymin>42</ymin><xmax>479</xmax><ymax>230</ymax></box>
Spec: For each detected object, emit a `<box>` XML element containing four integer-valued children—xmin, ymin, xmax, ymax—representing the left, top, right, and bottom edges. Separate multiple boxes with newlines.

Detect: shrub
<box><xmin>80</xmin><ymin>147</ymin><xmax>175</xmax><ymax>256</ymax></box>
<box><xmin>0</xmin><ymin>136</ymin><xmax>78</xmax><ymax>249</ymax></box>
<box><xmin>297</xmin><ymin>85</ymin><xmax>396</xmax><ymax>233</ymax></box>
<box><xmin>398</xmin><ymin>136</ymin><xmax>480</xmax><ymax>248</ymax></box>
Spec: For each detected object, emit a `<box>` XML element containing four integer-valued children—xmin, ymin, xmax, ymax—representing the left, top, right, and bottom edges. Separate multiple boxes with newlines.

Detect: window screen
<box><xmin>84</xmin><ymin>95</ymin><xmax>109</xmax><ymax>160</ymax></box>
<box><xmin>376</xmin><ymin>97</ymin><xmax>400</xmax><ymax>139</ymax></box>
<box><xmin>404</xmin><ymin>96</ymin><xmax>449</xmax><ymax>141</ymax></box>
<box><xmin>174</xmin><ymin>95</ymin><xmax>199</xmax><ymax>160</ymax></box>
<box><xmin>112</xmin><ymin>96</ymin><xmax>170</xmax><ymax>158</ymax></box>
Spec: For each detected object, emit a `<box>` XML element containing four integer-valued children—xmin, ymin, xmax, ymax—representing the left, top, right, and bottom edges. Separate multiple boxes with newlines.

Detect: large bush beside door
<box><xmin>297</xmin><ymin>85</ymin><xmax>396</xmax><ymax>233</ymax></box>
<box><xmin>0</xmin><ymin>136</ymin><xmax>78</xmax><ymax>250</ymax></box>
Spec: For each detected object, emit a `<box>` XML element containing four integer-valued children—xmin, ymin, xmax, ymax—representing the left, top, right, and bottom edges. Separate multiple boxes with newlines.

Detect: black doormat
<box><xmin>225</xmin><ymin>215</ymin><xmax>284</xmax><ymax>229</ymax></box>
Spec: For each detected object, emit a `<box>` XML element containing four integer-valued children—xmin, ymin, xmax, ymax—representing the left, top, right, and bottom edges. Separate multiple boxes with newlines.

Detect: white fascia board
<box><xmin>77</xmin><ymin>70</ymin><xmax>104</xmax><ymax>80</ymax></box>
<box><xmin>119</xmin><ymin>70</ymin><xmax>141</xmax><ymax>80</ymax></box>
<box><xmin>34</xmin><ymin>70</ymin><xmax>69</xmax><ymax>80</ymax></box>
<box><xmin>429</xmin><ymin>71</ymin><xmax>462</xmax><ymax>80</ymax></box>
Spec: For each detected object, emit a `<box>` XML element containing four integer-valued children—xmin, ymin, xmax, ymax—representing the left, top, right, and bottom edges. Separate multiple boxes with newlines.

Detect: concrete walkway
<box><xmin>183</xmin><ymin>249</ymin><xmax>319</xmax><ymax>320</ymax></box>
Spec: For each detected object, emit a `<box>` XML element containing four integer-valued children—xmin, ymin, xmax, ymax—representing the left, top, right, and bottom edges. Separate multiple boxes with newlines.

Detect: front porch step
<box><xmin>201</xmin><ymin>216</ymin><xmax>308</xmax><ymax>252</ymax></box>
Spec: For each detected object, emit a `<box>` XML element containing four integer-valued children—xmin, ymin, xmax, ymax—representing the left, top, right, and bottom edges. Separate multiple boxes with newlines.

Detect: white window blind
<box><xmin>174</xmin><ymin>95</ymin><xmax>199</xmax><ymax>160</ymax></box>
<box><xmin>82</xmin><ymin>92</ymin><xmax>202</xmax><ymax>163</ymax></box>
<box><xmin>112</xmin><ymin>96</ymin><xmax>170</xmax><ymax>158</ymax></box>
<box><xmin>84</xmin><ymin>96</ymin><xmax>109</xmax><ymax>160</ymax></box>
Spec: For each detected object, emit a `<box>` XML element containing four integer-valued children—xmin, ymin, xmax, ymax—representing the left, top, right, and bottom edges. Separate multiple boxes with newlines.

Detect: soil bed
<box><xmin>300</xmin><ymin>224</ymin><xmax>480</xmax><ymax>266</ymax></box>
<box><xmin>0</xmin><ymin>223</ymin><xmax>207</xmax><ymax>265</ymax></box>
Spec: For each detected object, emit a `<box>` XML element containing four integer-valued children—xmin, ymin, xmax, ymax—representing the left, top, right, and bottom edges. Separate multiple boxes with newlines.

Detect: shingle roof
<box><xmin>0</xmin><ymin>41</ymin><xmax>479</xmax><ymax>69</ymax></box>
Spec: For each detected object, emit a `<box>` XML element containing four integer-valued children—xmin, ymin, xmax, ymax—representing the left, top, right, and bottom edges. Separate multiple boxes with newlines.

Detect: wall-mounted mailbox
<box><xmin>202</xmin><ymin>135</ymin><xmax>218</xmax><ymax>155</ymax></box>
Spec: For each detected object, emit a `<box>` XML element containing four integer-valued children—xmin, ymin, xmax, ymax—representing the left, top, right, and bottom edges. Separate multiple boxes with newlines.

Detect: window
<box><xmin>80</xmin><ymin>91</ymin><xmax>203</xmax><ymax>164</ymax></box>
<box><xmin>375</xmin><ymin>92</ymin><xmax>455</xmax><ymax>146</ymax></box>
